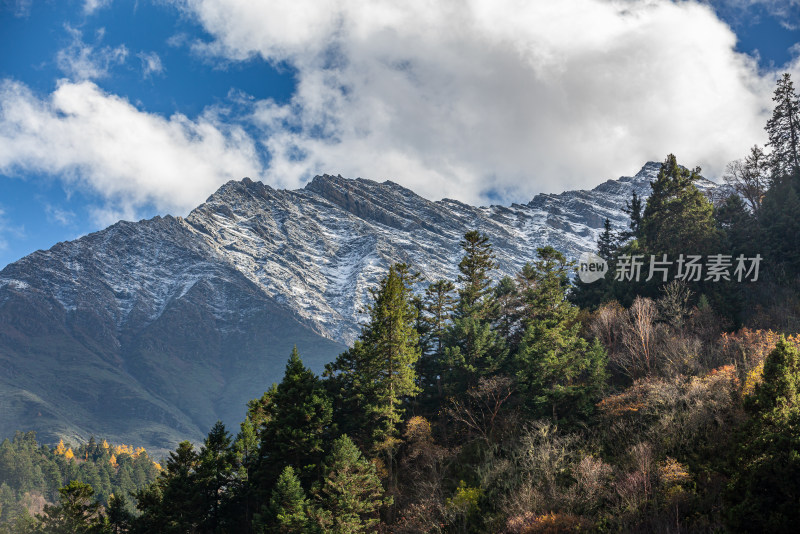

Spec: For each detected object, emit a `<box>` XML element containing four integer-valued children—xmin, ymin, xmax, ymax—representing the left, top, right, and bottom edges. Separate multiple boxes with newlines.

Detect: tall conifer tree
<box><xmin>444</xmin><ymin>231</ymin><xmax>507</xmax><ymax>391</ymax></box>
<box><xmin>258</xmin><ymin>348</ymin><xmax>333</xmax><ymax>490</ymax></box>
<box><xmin>766</xmin><ymin>73</ymin><xmax>800</xmax><ymax>179</ymax></box>
<box><xmin>311</xmin><ymin>435</ymin><xmax>390</xmax><ymax>533</ymax></box>
<box><xmin>514</xmin><ymin>247</ymin><xmax>608</xmax><ymax>422</ymax></box>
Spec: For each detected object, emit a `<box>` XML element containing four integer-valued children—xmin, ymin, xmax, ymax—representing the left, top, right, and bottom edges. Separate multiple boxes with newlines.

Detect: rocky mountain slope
<box><xmin>0</xmin><ymin>162</ymin><xmax>717</xmax><ymax>451</ymax></box>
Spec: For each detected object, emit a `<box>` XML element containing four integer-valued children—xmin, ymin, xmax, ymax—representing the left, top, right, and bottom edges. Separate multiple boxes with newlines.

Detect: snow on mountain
<box><xmin>2</xmin><ymin>161</ymin><xmax>706</xmax><ymax>348</ymax></box>
<box><xmin>0</xmin><ymin>161</ymin><xmax>724</xmax><ymax>450</ymax></box>
<box><xmin>178</xmin><ymin>161</ymin><xmax>683</xmax><ymax>344</ymax></box>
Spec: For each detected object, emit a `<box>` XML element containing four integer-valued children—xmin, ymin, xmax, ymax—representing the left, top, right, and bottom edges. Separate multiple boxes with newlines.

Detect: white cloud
<box><xmin>137</xmin><ymin>51</ymin><xmax>165</xmax><ymax>78</ymax></box>
<box><xmin>83</xmin><ymin>0</ymin><xmax>112</xmax><ymax>15</ymax></box>
<box><xmin>0</xmin><ymin>79</ymin><xmax>265</xmax><ymax>223</ymax></box>
<box><xmin>8</xmin><ymin>0</ymin><xmax>32</xmax><ymax>17</ymax></box>
<box><xmin>44</xmin><ymin>205</ymin><xmax>76</xmax><ymax>226</ymax></box>
<box><xmin>56</xmin><ymin>25</ymin><xmax>128</xmax><ymax>81</ymax></box>
<box><xmin>169</xmin><ymin>0</ymin><xmax>800</xmax><ymax>204</ymax></box>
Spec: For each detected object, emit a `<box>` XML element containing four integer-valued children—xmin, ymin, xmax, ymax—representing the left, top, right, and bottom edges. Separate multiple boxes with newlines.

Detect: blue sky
<box><xmin>0</xmin><ymin>0</ymin><xmax>799</xmax><ymax>269</ymax></box>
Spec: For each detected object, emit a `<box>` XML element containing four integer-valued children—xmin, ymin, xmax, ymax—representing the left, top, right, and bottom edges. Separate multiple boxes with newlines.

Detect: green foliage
<box><xmin>641</xmin><ymin>154</ymin><xmax>719</xmax><ymax>262</ymax></box>
<box><xmin>514</xmin><ymin>247</ymin><xmax>608</xmax><ymax>422</ymax></box>
<box><xmin>311</xmin><ymin>435</ymin><xmax>389</xmax><ymax>534</ymax></box>
<box><xmin>0</xmin><ymin>433</ymin><xmax>157</xmax><ymax>532</ymax></box>
<box><xmin>257</xmin><ymin>348</ymin><xmax>334</xmax><ymax>489</ymax></box>
<box><xmin>759</xmin><ymin>167</ymin><xmax>800</xmax><ymax>277</ymax></box>
<box><xmin>263</xmin><ymin>466</ymin><xmax>312</xmax><ymax>534</ymax></box>
<box><xmin>135</xmin><ymin>440</ymin><xmax>198</xmax><ymax>533</ymax></box>
<box><xmin>325</xmin><ymin>264</ymin><xmax>421</xmax><ymax>455</ymax></box>
<box><xmin>727</xmin><ymin>338</ymin><xmax>800</xmax><ymax>532</ymax></box>
<box><xmin>766</xmin><ymin>72</ymin><xmax>800</xmax><ymax>178</ymax></box>
<box><xmin>444</xmin><ymin>232</ymin><xmax>508</xmax><ymax>391</ymax></box>
<box><xmin>36</xmin><ymin>481</ymin><xmax>106</xmax><ymax>534</ymax></box>
<box><xmin>416</xmin><ymin>279</ymin><xmax>457</xmax><ymax>410</ymax></box>
<box><xmin>196</xmin><ymin>422</ymin><xmax>236</xmax><ymax>533</ymax></box>
<box><xmin>106</xmin><ymin>494</ymin><xmax>132</xmax><ymax>534</ymax></box>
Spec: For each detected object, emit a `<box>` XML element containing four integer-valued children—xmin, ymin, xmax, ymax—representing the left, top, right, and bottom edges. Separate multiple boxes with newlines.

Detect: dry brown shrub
<box><xmin>506</xmin><ymin>511</ymin><xmax>593</xmax><ymax>533</ymax></box>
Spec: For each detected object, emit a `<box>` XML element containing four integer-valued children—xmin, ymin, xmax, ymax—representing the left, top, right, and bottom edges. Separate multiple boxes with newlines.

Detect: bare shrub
<box><xmin>445</xmin><ymin>375</ymin><xmax>518</xmax><ymax>445</ymax></box>
<box><xmin>615</xmin><ymin>297</ymin><xmax>661</xmax><ymax>379</ymax></box>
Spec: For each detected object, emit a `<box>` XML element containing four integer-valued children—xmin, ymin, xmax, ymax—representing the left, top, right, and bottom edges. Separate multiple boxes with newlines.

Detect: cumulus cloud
<box><xmin>56</xmin><ymin>25</ymin><xmax>128</xmax><ymax>81</ymax></box>
<box><xmin>170</xmin><ymin>0</ymin><xmax>800</xmax><ymax>204</ymax></box>
<box><xmin>0</xmin><ymin>79</ymin><xmax>265</xmax><ymax>222</ymax></box>
<box><xmin>137</xmin><ymin>51</ymin><xmax>165</xmax><ymax>78</ymax></box>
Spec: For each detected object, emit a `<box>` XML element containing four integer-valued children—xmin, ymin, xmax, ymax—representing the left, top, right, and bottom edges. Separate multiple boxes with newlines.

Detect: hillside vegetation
<box><xmin>3</xmin><ymin>74</ymin><xmax>800</xmax><ymax>533</ymax></box>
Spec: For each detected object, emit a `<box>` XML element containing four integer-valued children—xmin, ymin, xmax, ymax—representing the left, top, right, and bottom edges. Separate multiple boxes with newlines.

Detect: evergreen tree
<box><xmin>325</xmin><ymin>264</ymin><xmax>421</xmax><ymax>453</ymax></box>
<box><xmin>727</xmin><ymin>338</ymin><xmax>800</xmax><ymax>532</ymax></box>
<box><xmin>621</xmin><ymin>190</ymin><xmax>643</xmax><ymax>242</ymax></box>
<box><xmin>444</xmin><ymin>231</ymin><xmax>507</xmax><ymax>390</ymax></box>
<box><xmin>493</xmin><ymin>275</ymin><xmax>519</xmax><ymax>346</ymax></box>
<box><xmin>37</xmin><ymin>481</ymin><xmax>106</xmax><ymax>534</ymax></box>
<box><xmin>766</xmin><ymin>73</ymin><xmax>800</xmax><ymax>179</ymax></box>
<box><xmin>136</xmin><ymin>441</ymin><xmax>199</xmax><ymax>533</ymax></box>
<box><xmin>231</xmin><ymin>417</ymin><xmax>259</xmax><ymax>531</ymax></box>
<box><xmin>107</xmin><ymin>494</ymin><xmax>133</xmax><ymax>534</ymax></box>
<box><xmin>257</xmin><ymin>348</ymin><xmax>334</xmax><ymax>489</ymax></box>
<box><xmin>569</xmin><ymin>220</ymin><xmax>618</xmax><ymax>310</ymax></box>
<box><xmin>759</xmin><ymin>167</ymin><xmax>800</xmax><ymax>277</ymax></box>
<box><xmin>641</xmin><ymin>154</ymin><xmax>719</xmax><ymax>261</ymax></box>
<box><xmin>597</xmin><ymin>218</ymin><xmax>616</xmax><ymax>260</ymax></box>
<box><xmin>514</xmin><ymin>247</ymin><xmax>608</xmax><ymax>422</ymax></box>
<box><xmin>456</xmin><ymin>230</ymin><xmax>497</xmax><ymax>316</ymax></box>
<box><xmin>416</xmin><ymin>279</ymin><xmax>457</xmax><ymax>407</ymax></box>
<box><xmin>254</xmin><ymin>466</ymin><xmax>312</xmax><ymax>534</ymax></box>
<box><xmin>311</xmin><ymin>435</ymin><xmax>389</xmax><ymax>534</ymax></box>
<box><xmin>196</xmin><ymin>421</ymin><xmax>236</xmax><ymax>533</ymax></box>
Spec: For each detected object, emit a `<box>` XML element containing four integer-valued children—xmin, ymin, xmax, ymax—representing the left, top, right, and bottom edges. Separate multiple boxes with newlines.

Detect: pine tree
<box><xmin>641</xmin><ymin>154</ymin><xmax>719</xmax><ymax>261</ymax></box>
<box><xmin>597</xmin><ymin>218</ymin><xmax>616</xmax><ymax>260</ymax></box>
<box><xmin>727</xmin><ymin>338</ymin><xmax>800</xmax><ymax>532</ymax></box>
<box><xmin>37</xmin><ymin>481</ymin><xmax>106</xmax><ymax>534</ymax></box>
<box><xmin>456</xmin><ymin>230</ymin><xmax>497</xmax><ymax>317</ymax></box>
<box><xmin>135</xmin><ymin>441</ymin><xmax>199</xmax><ymax>533</ymax></box>
<box><xmin>254</xmin><ymin>466</ymin><xmax>312</xmax><ymax>534</ymax></box>
<box><xmin>197</xmin><ymin>421</ymin><xmax>236</xmax><ymax>533</ymax></box>
<box><xmin>311</xmin><ymin>435</ymin><xmax>390</xmax><ymax>533</ymax></box>
<box><xmin>759</xmin><ymin>167</ymin><xmax>800</xmax><ymax>277</ymax></box>
<box><xmin>621</xmin><ymin>191</ymin><xmax>643</xmax><ymax>242</ymax></box>
<box><xmin>514</xmin><ymin>247</ymin><xmax>608</xmax><ymax>422</ymax></box>
<box><xmin>416</xmin><ymin>279</ymin><xmax>457</xmax><ymax>407</ymax></box>
<box><xmin>494</xmin><ymin>275</ymin><xmax>519</xmax><ymax>346</ymax></box>
<box><xmin>766</xmin><ymin>73</ymin><xmax>800</xmax><ymax>179</ymax></box>
<box><xmin>257</xmin><ymin>348</ymin><xmax>334</xmax><ymax>489</ymax></box>
<box><xmin>569</xmin><ymin>220</ymin><xmax>617</xmax><ymax>310</ymax></box>
<box><xmin>444</xmin><ymin>232</ymin><xmax>507</xmax><ymax>391</ymax></box>
<box><xmin>107</xmin><ymin>494</ymin><xmax>133</xmax><ymax>534</ymax></box>
<box><xmin>325</xmin><ymin>264</ymin><xmax>421</xmax><ymax>452</ymax></box>
<box><xmin>230</xmin><ymin>417</ymin><xmax>259</xmax><ymax>530</ymax></box>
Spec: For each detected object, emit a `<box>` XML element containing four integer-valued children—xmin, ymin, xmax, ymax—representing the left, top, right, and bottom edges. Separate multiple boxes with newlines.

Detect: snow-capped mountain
<box><xmin>0</xmin><ymin>161</ymin><xmax>716</xmax><ymax>450</ymax></box>
<box><xmin>183</xmin><ymin>161</ymin><xmax>682</xmax><ymax>345</ymax></box>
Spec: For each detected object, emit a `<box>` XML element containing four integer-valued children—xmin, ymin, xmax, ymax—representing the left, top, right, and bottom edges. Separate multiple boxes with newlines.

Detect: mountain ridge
<box><xmin>0</xmin><ymin>162</ymin><xmax>718</xmax><ymax>452</ymax></box>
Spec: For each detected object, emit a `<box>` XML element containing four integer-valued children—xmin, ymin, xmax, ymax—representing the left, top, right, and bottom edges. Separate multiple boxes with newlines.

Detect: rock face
<box><xmin>0</xmin><ymin>162</ymin><xmax>717</xmax><ymax>451</ymax></box>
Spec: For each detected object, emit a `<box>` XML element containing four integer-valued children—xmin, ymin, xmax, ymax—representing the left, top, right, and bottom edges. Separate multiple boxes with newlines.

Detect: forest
<box><xmin>2</xmin><ymin>74</ymin><xmax>800</xmax><ymax>533</ymax></box>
